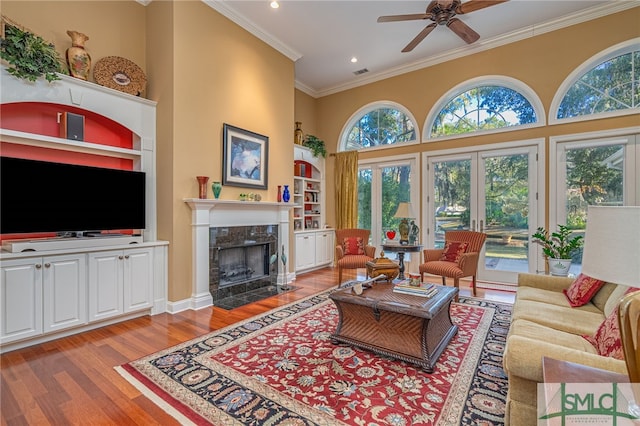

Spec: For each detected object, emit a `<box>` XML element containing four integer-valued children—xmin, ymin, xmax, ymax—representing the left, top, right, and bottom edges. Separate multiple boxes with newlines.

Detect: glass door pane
<box><xmin>432</xmin><ymin>158</ymin><xmax>471</xmax><ymax>248</ymax></box>
<box><xmin>560</xmin><ymin>142</ymin><xmax>625</xmax><ymax>275</ymax></box>
<box><xmin>480</xmin><ymin>152</ymin><xmax>531</xmax><ymax>281</ymax></box>
<box><xmin>357</xmin><ymin>168</ymin><xmax>372</xmax><ymax>234</ymax></box>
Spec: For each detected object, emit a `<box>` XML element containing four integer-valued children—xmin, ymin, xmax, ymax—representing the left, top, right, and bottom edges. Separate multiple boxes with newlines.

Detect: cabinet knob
<box><xmin>124</xmin><ymin>255</ymin><xmax>130</xmax><ymax>259</ymax></box>
<box><xmin>119</xmin><ymin>255</ymin><xmax>124</xmax><ymax>260</ymax></box>
<box><xmin>35</xmin><ymin>264</ymin><xmax>42</xmax><ymax>269</ymax></box>
<box><xmin>44</xmin><ymin>263</ymin><xmax>51</xmax><ymax>268</ymax></box>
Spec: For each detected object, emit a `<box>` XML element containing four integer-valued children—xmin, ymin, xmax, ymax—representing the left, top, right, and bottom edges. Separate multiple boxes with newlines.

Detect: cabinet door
<box><xmin>315</xmin><ymin>231</ymin><xmax>334</xmax><ymax>265</ymax></box>
<box><xmin>0</xmin><ymin>258</ymin><xmax>43</xmax><ymax>344</ymax></box>
<box><xmin>123</xmin><ymin>247</ymin><xmax>153</xmax><ymax>313</ymax></box>
<box><xmin>43</xmin><ymin>254</ymin><xmax>87</xmax><ymax>333</ymax></box>
<box><xmin>88</xmin><ymin>251</ymin><xmax>123</xmax><ymax>322</ymax></box>
<box><xmin>295</xmin><ymin>233</ymin><xmax>316</xmax><ymax>271</ymax></box>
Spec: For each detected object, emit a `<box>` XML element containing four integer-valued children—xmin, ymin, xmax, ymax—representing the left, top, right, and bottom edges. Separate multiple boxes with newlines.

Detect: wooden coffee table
<box><xmin>329</xmin><ymin>282</ymin><xmax>458</xmax><ymax>372</ymax></box>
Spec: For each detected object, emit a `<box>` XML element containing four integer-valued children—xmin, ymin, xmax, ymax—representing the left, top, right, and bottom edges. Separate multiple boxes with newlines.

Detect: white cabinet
<box><xmin>295</xmin><ymin>233</ymin><xmax>316</xmax><ymax>271</ymax></box>
<box><xmin>315</xmin><ymin>230</ymin><xmax>334</xmax><ymax>265</ymax></box>
<box><xmin>1</xmin><ymin>258</ymin><xmax>43</xmax><ymax>343</ymax></box>
<box><xmin>295</xmin><ymin>230</ymin><xmax>334</xmax><ymax>273</ymax></box>
<box><xmin>88</xmin><ymin>247</ymin><xmax>153</xmax><ymax>322</ymax></box>
<box><xmin>43</xmin><ymin>254</ymin><xmax>87</xmax><ymax>333</ymax></box>
<box><xmin>1</xmin><ymin>254</ymin><xmax>86</xmax><ymax>345</ymax></box>
<box><xmin>0</xmin><ymin>242</ymin><xmax>166</xmax><ymax>353</ymax></box>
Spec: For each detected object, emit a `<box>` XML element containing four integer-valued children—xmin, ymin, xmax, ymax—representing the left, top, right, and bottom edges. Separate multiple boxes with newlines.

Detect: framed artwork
<box><xmin>305</xmin><ymin>219</ymin><xmax>312</xmax><ymax>229</ymax></box>
<box><xmin>222</xmin><ymin>123</ymin><xmax>268</xmax><ymax>189</ymax></box>
<box><xmin>313</xmin><ymin>220</ymin><xmax>319</xmax><ymax>229</ymax></box>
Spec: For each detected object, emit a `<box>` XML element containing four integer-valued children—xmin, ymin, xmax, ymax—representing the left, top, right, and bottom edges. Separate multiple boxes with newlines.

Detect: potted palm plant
<box><xmin>531</xmin><ymin>225</ymin><xmax>583</xmax><ymax>276</ymax></box>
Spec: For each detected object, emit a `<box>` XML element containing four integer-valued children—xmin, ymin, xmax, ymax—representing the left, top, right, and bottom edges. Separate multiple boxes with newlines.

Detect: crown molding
<box><xmin>202</xmin><ymin>0</ymin><xmax>302</xmax><ymax>62</ymax></box>
<box><xmin>308</xmin><ymin>2</ymin><xmax>640</xmax><ymax>98</ymax></box>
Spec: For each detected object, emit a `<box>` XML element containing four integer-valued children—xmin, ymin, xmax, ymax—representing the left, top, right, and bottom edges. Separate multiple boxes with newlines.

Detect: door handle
<box><xmin>480</xmin><ymin>220</ymin><xmax>484</xmax><ymax>233</ymax></box>
<box><xmin>471</xmin><ymin>220</ymin><xmax>476</xmax><ymax>231</ymax></box>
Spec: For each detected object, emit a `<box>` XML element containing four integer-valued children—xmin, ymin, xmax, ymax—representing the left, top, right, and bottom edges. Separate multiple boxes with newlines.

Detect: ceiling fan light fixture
<box><xmin>378</xmin><ymin>0</ymin><xmax>507</xmax><ymax>52</ymax></box>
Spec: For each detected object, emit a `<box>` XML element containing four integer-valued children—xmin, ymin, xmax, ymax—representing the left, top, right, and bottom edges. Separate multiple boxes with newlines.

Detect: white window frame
<box><xmin>423</xmin><ymin>75</ymin><xmax>545</xmax><ymax>143</ymax></box>
<box><xmin>358</xmin><ymin>153</ymin><xmax>420</xmax><ymax>253</ymax></box>
<box><xmin>339</xmin><ymin>101</ymin><xmax>420</xmax><ymax>153</ymax></box>
<box><xmin>549</xmin><ymin>38</ymin><xmax>640</xmax><ymax>125</ymax></box>
<box><xmin>549</xmin><ymin>127</ymin><xmax>640</xmax><ymax>232</ymax></box>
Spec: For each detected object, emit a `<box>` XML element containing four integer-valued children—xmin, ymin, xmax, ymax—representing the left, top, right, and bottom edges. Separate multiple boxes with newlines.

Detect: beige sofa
<box><xmin>503</xmin><ymin>273</ymin><xmax>631</xmax><ymax>426</ymax></box>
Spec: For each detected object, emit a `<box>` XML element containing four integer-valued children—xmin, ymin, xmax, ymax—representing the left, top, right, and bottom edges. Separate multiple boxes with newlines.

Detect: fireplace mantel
<box><xmin>184</xmin><ymin>198</ymin><xmax>295</xmax><ymax>310</ymax></box>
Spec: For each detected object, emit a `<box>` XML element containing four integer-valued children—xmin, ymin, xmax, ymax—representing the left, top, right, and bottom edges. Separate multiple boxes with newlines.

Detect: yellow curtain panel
<box><xmin>334</xmin><ymin>151</ymin><xmax>359</xmax><ymax>229</ymax></box>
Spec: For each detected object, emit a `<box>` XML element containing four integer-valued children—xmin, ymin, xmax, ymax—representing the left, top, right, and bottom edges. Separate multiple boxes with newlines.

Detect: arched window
<box><xmin>340</xmin><ymin>102</ymin><xmax>418</xmax><ymax>152</ymax></box>
<box><xmin>551</xmin><ymin>39</ymin><xmax>640</xmax><ymax>123</ymax></box>
<box><xmin>425</xmin><ymin>76</ymin><xmax>544</xmax><ymax>140</ymax></box>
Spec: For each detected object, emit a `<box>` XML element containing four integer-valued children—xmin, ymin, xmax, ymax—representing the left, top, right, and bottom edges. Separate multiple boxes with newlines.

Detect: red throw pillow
<box><xmin>563</xmin><ymin>273</ymin><xmax>606</xmax><ymax>307</ymax></box>
<box><xmin>582</xmin><ymin>287</ymin><xmax>640</xmax><ymax>360</ymax></box>
<box><xmin>343</xmin><ymin>237</ymin><xmax>364</xmax><ymax>255</ymax></box>
<box><xmin>439</xmin><ymin>241</ymin><xmax>469</xmax><ymax>262</ymax></box>
<box><xmin>583</xmin><ymin>307</ymin><xmax>624</xmax><ymax>360</ymax></box>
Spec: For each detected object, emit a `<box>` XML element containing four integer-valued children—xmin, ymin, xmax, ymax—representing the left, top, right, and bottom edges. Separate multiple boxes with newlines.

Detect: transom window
<box><xmin>555</xmin><ymin>43</ymin><xmax>639</xmax><ymax>121</ymax></box>
<box><xmin>430</xmin><ymin>86</ymin><xmax>536</xmax><ymax>138</ymax></box>
<box><xmin>340</xmin><ymin>102</ymin><xmax>418</xmax><ymax>152</ymax></box>
<box><xmin>425</xmin><ymin>76</ymin><xmax>543</xmax><ymax>140</ymax></box>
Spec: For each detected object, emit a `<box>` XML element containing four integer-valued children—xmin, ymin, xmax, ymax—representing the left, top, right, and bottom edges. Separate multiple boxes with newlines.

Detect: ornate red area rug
<box><xmin>117</xmin><ymin>290</ymin><xmax>512</xmax><ymax>425</ymax></box>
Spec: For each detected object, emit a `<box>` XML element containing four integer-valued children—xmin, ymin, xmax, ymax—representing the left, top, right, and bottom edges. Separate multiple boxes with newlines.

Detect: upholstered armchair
<box><xmin>419</xmin><ymin>230</ymin><xmax>487</xmax><ymax>296</ymax></box>
<box><xmin>335</xmin><ymin>228</ymin><xmax>376</xmax><ymax>284</ymax></box>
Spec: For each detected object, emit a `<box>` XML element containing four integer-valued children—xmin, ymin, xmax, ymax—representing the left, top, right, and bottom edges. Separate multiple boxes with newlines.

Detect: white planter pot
<box><xmin>549</xmin><ymin>258</ymin><xmax>572</xmax><ymax>276</ymax></box>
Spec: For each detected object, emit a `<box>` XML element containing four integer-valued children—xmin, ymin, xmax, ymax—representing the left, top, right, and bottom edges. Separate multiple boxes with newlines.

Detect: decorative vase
<box><xmin>282</xmin><ymin>185</ymin><xmax>290</xmax><ymax>202</ymax></box>
<box><xmin>65</xmin><ymin>30</ymin><xmax>91</xmax><ymax>80</ymax></box>
<box><xmin>294</xmin><ymin>122</ymin><xmax>303</xmax><ymax>145</ymax></box>
<box><xmin>196</xmin><ymin>176</ymin><xmax>209</xmax><ymax>199</ymax></box>
<box><xmin>277</xmin><ymin>185</ymin><xmax>282</xmax><ymax>202</ymax></box>
<box><xmin>212</xmin><ymin>181</ymin><xmax>222</xmax><ymax>199</ymax></box>
<box><xmin>548</xmin><ymin>258</ymin><xmax>572</xmax><ymax>276</ymax></box>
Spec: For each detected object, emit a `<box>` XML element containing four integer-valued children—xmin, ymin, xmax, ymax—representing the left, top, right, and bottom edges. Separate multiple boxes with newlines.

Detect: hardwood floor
<box><xmin>0</xmin><ymin>267</ymin><xmax>514</xmax><ymax>425</ymax></box>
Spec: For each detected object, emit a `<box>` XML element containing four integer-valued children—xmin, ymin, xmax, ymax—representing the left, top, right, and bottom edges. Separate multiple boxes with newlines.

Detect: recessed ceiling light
<box><xmin>270</xmin><ymin>1</ymin><xmax>279</xmax><ymax>9</ymax></box>
<box><xmin>350</xmin><ymin>57</ymin><xmax>358</xmax><ymax>63</ymax></box>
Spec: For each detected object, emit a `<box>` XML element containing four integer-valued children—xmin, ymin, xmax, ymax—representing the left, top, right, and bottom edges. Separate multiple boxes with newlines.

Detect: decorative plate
<box><xmin>93</xmin><ymin>56</ymin><xmax>146</xmax><ymax>96</ymax></box>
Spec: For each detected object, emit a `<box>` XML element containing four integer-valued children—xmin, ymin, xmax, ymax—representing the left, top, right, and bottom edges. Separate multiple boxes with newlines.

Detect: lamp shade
<box><xmin>581</xmin><ymin>206</ymin><xmax>640</xmax><ymax>287</ymax></box>
<box><xmin>393</xmin><ymin>202</ymin><xmax>416</xmax><ymax>219</ymax></box>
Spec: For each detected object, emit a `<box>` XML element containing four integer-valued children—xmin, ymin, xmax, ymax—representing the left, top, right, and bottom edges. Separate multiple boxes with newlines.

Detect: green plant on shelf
<box><xmin>302</xmin><ymin>134</ymin><xmax>326</xmax><ymax>158</ymax></box>
<box><xmin>1</xmin><ymin>22</ymin><xmax>64</xmax><ymax>82</ymax></box>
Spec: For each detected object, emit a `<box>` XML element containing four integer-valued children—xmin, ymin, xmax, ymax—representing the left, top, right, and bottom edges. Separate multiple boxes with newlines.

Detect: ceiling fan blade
<box><xmin>377</xmin><ymin>13</ymin><xmax>430</xmax><ymax>23</ymax></box>
<box><xmin>447</xmin><ymin>18</ymin><xmax>480</xmax><ymax>44</ymax></box>
<box><xmin>457</xmin><ymin>0</ymin><xmax>508</xmax><ymax>15</ymax></box>
<box><xmin>402</xmin><ymin>23</ymin><xmax>437</xmax><ymax>53</ymax></box>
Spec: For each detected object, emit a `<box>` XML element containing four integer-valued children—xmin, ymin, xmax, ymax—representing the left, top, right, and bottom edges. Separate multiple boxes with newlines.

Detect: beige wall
<box><xmin>1</xmin><ymin>1</ymin><xmax>146</xmax><ymax>91</ymax></box>
<box><xmin>3</xmin><ymin>1</ymin><xmax>295</xmax><ymax>303</ymax></box>
<box><xmin>3</xmin><ymin>1</ymin><xmax>638</xmax><ymax>301</ymax></box>
<box><xmin>314</xmin><ymin>8</ymin><xmax>640</xmax><ymax>228</ymax></box>
<box><xmin>294</xmin><ymin>89</ymin><xmax>318</xmax><ymax>138</ymax></box>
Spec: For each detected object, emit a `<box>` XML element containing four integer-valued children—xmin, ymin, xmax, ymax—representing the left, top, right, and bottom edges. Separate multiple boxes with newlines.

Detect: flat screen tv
<box><xmin>1</xmin><ymin>156</ymin><xmax>146</xmax><ymax>235</ymax></box>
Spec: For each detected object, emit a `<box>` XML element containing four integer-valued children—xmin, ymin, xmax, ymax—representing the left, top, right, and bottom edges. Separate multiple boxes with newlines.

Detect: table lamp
<box><xmin>393</xmin><ymin>202</ymin><xmax>415</xmax><ymax>245</ymax></box>
<box><xmin>581</xmin><ymin>205</ymin><xmax>640</xmax><ymax>417</ymax></box>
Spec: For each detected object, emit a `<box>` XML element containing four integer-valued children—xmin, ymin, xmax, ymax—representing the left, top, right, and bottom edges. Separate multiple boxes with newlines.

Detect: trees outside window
<box><xmin>557</xmin><ymin>50</ymin><xmax>639</xmax><ymax>119</ymax></box>
<box><xmin>429</xmin><ymin>85</ymin><xmax>538</xmax><ymax>138</ymax></box>
<box><xmin>342</xmin><ymin>103</ymin><xmax>418</xmax><ymax>151</ymax></box>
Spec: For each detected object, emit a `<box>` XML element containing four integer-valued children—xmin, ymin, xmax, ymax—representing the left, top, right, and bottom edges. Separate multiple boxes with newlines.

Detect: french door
<box><xmin>357</xmin><ymin>154</ymin><xmax>419</xmax><ymax>249</ymax></box>
<box><xmin>425</xmin><ymin>145</ymin><xmax>539</xmax><ymax>285</ymax></box>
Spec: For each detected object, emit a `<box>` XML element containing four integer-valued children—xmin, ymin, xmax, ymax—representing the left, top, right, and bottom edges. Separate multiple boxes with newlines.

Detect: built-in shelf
<box><xmin>0</xmin><ymin>128</ymin><xmax>142</xmax><ymax>159</ymax></box>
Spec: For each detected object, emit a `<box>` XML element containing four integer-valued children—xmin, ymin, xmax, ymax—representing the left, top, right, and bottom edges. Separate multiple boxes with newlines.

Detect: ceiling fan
<box><xmin>377</xmin><ymin>0</ymin><xmax>508</xmax><ymax>52</ymax></box>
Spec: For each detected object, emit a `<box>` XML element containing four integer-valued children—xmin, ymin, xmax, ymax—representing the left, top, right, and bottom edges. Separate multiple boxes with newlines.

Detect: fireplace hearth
<box><xmin>209</xmin><ymin>225</ymin><xmax>278</xmax><ymax>303</ymax></box>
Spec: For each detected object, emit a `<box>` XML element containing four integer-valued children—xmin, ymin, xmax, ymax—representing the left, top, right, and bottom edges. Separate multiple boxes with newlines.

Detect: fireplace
<box><xmin>184</xmin><ymin>199</ymin><xmax>294</xmax><ymax>311</ymax></box>
<box><xmin>209</xmin><ymin>225</ymin><xmax>278</xmax><ymax>302</ymax></box>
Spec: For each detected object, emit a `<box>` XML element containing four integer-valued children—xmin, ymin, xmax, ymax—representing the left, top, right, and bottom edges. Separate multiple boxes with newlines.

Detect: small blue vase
<box><xmin>282</xmin><ymin>185</ymin><xmax>290</xmax><ymax>202</ymax></box>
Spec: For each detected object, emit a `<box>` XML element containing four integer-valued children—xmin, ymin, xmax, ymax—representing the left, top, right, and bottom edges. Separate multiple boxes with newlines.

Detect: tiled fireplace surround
<box><xmin>185</xmin><ymin>199</ymin><xmax>295</xmax><ymax>310</ymax></box>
